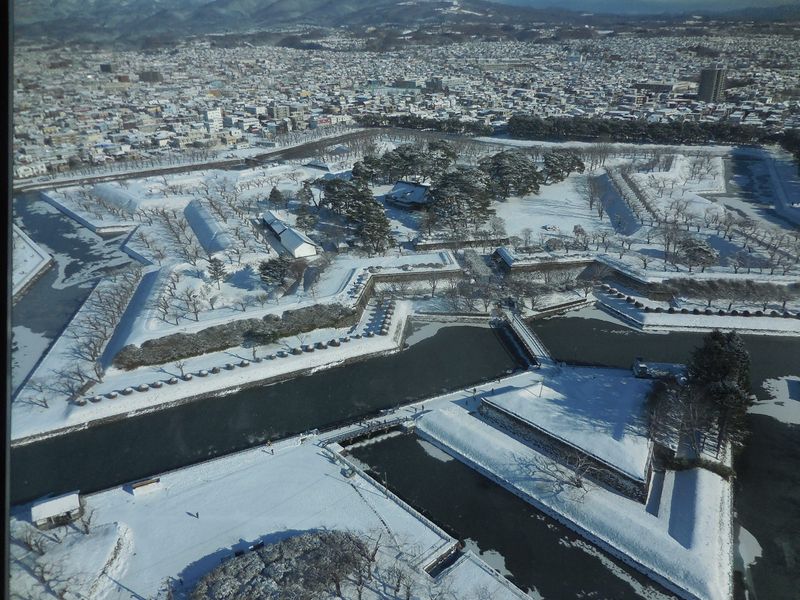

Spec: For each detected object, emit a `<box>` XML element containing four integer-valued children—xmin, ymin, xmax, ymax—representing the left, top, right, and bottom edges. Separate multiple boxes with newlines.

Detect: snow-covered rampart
<box><xmin>417</xmin><ymin>406</ymin><xmax>732</xmax><ymax>600</ymax></box>
<box><xmin>12</xmin><ymin>224</ymin><xmax>53</xmax><ymax>299</ymax></box>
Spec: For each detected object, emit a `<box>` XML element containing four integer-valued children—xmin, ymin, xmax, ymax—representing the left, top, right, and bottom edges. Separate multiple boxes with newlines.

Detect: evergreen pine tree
<box><xmin>207</xmin><ymin>257</ymin><xmax>227</xmax><ymax>289</ymax></box>
<box><xmin>258</xmin><ymin>256</ymin><xmax>292</xmax><ymax>287</ymax></box>
<box><xmin>269</xmin><ymin>186</ymin><xmax>285</xmax><ymax>209</ymax></box>
<box><xmin>357</xmin><ymin>202</ymin><xmax>393</xmax><ymax>256</ymax></box>
<box><xmin>295</xmin><ymin>184</ymin><xmax>318</xmax><ymax>231</ymax></box>
<box><xmin>687</xmin><ymin>329</ymin><xmax>752</xmax><ymax>452</ymax></box>
<box><xmin>296</xmin><ymin>183</ymin><xmax>315</xmax><ymax>207</ymax></box>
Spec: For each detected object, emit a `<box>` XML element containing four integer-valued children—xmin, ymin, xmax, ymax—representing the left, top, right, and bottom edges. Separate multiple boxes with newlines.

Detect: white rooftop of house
<box><xmin>483</xmin><ymin>364</ymin><xmax>653</xmax><ymax>481</ymax></box>
<box><xmin>280</xmin><ymin>227</ymin><xmax>318</xmax><ymax>253</ymax></box>
<box><xmin>31</xmin><ymin>492</ymin><xmax>80</xmax><ymax>522</ymax></box>
<box><xmin>262</xmin><ymin>210</ymin><xmax>318</xmax><ymax>250</ymax></box>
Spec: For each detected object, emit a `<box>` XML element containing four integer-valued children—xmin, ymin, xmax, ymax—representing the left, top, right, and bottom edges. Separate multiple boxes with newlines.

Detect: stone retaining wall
<box><xmin>479</xmin><ymin>401</ymin><xmax>649</xmax><ymax>502</ymax></box>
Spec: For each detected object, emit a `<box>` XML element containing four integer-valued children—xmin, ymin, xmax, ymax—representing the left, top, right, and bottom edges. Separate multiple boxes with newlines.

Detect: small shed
<box><xmin>492</xmin><ymin>246</ymin><xmax>517</xmax><ymax>271</ymax></box>
<box><xmin>385</xmin><ymin>180</ymin><xmax>432</xmax><ymax>210</ymax></box>
<box><xmin>31</xmin><ymin>492</ymin><xmax>82</xmax><ymax>530</ymax></box>
<box><xmin>129</xmin><ymin>477</ymin><xmax>162</xmax><ymax>496</ymax></box>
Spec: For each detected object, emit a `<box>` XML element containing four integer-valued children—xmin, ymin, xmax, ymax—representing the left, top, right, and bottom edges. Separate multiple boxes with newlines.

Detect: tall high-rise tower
<box><xmin>698</xmin><ymin>66</ymin><xmax>726</xmax><ymax>103</ymax></box>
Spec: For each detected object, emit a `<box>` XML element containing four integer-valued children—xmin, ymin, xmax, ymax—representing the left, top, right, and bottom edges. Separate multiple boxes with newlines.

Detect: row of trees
<box><xmin>508</xmin><ymin>114</ymin><xmax>774</xmax><ymax>146</ymax></box>
<box><xmin>352</xmin><ymin>140</ymin><xmax>457</xmax><ymax>184</ymax></box>
<box><xmin>22</xmin><ymin>267</ymin><xmax>144</xmax><ymax>405</ymax></box>
<box><xmin>665</xmin><ymin>278</ymin><xmax>800</xmax><ymax>311</ymax></box>
<box><xmin>355</xmin><ymin>113</ymin><xmax>493</xmax><ymax>136</ymax></box>
<box><xmin>608</xmin><ymin>164</ymin><xmax>800</xmax><ymax>275</ymax></box>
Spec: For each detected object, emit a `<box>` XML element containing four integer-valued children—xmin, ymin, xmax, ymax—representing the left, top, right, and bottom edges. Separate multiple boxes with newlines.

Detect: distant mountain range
<box><xmin>13</xmin><ymin>0</ymin><xmax>800</xmax><ymax>44</ymax></box>
<box><xmin>12</xmin><ymin>0</ymin><xmax>571</xmax><ymax>42</ymax></box>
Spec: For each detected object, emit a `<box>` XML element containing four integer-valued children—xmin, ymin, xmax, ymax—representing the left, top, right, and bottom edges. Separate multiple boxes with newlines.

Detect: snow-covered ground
<box><xmin>12</xmin><ymin>137</ymin><xmax>799</xmax><ymax>458</ymax></box>
<box><xmin>595</xmin><ymin>287</ymin><xmax>800</xmax><ymax>336</ymax></box>
<box><xmin>121</xmin><ymin>250</ymin><xmax>457</xmax><ymax>347</ymax></box>
<box><xmin>10</xmin><ymin>518</ymin><xmax>132</xmax><ymax>600</ymax></box>
<box><xmin>416</xmin><ymin>399</ymin><xmax>732</xmax><ymax>600</ymax></box>
<box><xmin>483</xmin><ymin>364</ymin><xmax>653</xmax><ymax>481</ymax></box>
<box><xmin>9</xmin><ymin>436</ymin><xmax>527</xmax><ymax>600</ymax></box>
<box><xmin>12</xmin><ymin>224</ymin><xmax>52</xmax><ymax>297</ymax></box>
<box><xmin>11</xmin><ymin>238</ymin><xmax>459</xmax><ymax>442</ymax></box>
<box><xmin>494</xmin><ymin>175</ymin><xmax>615</xmax><ymax>240</ymax></box>
<box><xmin>11</xmin><ymin>325</ymin><xmax>53</xmax><ymax>394</ymax></box>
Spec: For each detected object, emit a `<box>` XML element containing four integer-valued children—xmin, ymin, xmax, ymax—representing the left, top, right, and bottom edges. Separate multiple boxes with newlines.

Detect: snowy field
<box><xmin>11</xmin><ymin>133</ymin><xmax>800</xmax><ymax>600</ymax></box>
<box><xmin>9</xmin><ymin>438</ymin><xmax>527</xmax><ymax>600</ymax></box>
<box><xmin>494</xmin><ymin>175</ymin><xmax>614</xmax><ymax>239</ymax></box>
<box><xmin>13</xmin><ymin>136</ymin><xmax>800</xmax><ymax>444</ymax></box>
<box><xmin>11</xmin><ymin>205</ymin><xmax>458</xmax><ymax>442</ymax></box>
<box><xmin>484</xmin><ymin>364</ymin><xmax>653</xmax><ymax>481</ymax></box>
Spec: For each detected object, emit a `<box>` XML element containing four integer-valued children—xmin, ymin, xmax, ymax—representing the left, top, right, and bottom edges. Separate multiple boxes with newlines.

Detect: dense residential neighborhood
<box><xmin>12</xmin><ymin>30</ymin><xmax>800</xmax><ymax>180</ymax></box>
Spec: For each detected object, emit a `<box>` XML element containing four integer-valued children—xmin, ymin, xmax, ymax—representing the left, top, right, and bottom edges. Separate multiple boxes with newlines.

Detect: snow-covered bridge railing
<box><xmin>501</xmin><ymin>310</ymin><xmax>553</xmax><ymax>365</ymax></box>
<box><xmin>319</xmin><ymin>414</ymin><xmax>411</xmax><ymax>446</ymax></box>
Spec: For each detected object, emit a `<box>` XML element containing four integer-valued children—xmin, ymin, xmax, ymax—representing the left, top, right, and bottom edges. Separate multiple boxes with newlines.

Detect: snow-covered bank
<box><xmin>41</xmin><ymin>190</ymin><xmax>137</xmax><ymax>234</ymax></box>
<box><xmin>12</xmin><ymin>223</ymin><xmax>53</xmax><ymax>299</ymax></box>
<box><xmin>10</xmin><ymin>519</ymin><xmax>132</xmax><ymax>600</ymax></box>
<box><xmin>416</xmin><ymin>403</ymin><xmax>733</xmax><ymax>600</ymax></box>
<box><xmin>11</xmin><ymin>244</ymin><xmax>460</xmax><ymax>444</ymax></box>
<box><xmin>596</xmin><ymin>291</ymin><xmax>800</xmax><ymax>336</ymax></box>
<box><xmin>11</xmin><ymin>300</ymin><xmax>413</xmax><ymax>445</ymax></box>
<box><xmin>10</xmin><ymin>435</ymin><xmax>528</xmax><ymax>600</ymax></box>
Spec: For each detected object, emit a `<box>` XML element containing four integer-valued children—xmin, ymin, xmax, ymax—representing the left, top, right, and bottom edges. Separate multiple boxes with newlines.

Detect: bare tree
<box><xmin>24</xmin><ymin>379</ymin><xmax>50</xmax><ymax>408</ymax></box>
<box><xmin>174</xmin><ymin>360</ymin><xmax>187</xmax><ymax>378</ymax></box>
<box><xmin>234</xmin><ymin>295</ymin><xmax>253</xmax><ymax>312</ymax></box>
<box><xmin>79</xmin><ymin>509</ymin><xmax>95</xmax><ymax>535</ymax></box>
<box><xmin>20</xmin><ymin>526</ymin><xmax>47</xmax><ymax>555</ymax></box>
<box><xmin>520</xmin><ymin>227</ymin><xmax>534</xmax><ymax>250</ymax></box>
